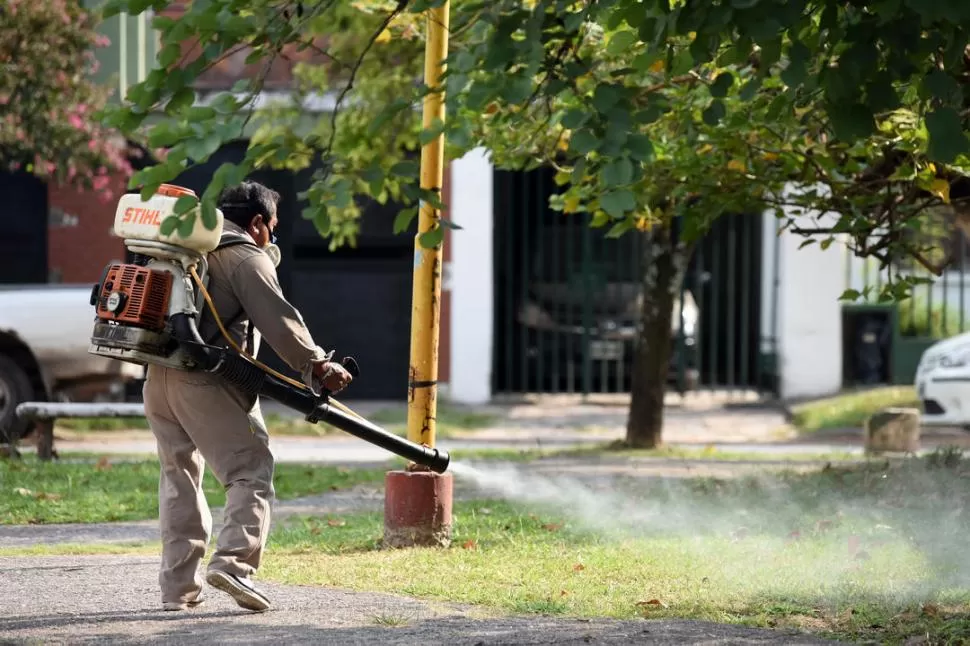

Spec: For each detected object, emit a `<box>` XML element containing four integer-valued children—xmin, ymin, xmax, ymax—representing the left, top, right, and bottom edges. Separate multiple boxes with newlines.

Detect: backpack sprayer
<box><xmin>86</xmin><ymin>184</ymin><xmax>449</xmax><ymax>474</ymax></box>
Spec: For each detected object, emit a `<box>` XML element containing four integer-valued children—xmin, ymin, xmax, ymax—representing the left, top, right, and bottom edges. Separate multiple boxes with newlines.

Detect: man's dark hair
<box><xmin>218</xmin><ymin>181</ymin><xmax>281</xmax><ymax>228</ymax></box>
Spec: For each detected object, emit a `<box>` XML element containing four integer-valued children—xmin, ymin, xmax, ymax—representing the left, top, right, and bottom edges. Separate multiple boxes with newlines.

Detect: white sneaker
<box><xmin>205</xmin><ymin>570</ymin><xmax>271</xmax><ymax>612</ymax></box>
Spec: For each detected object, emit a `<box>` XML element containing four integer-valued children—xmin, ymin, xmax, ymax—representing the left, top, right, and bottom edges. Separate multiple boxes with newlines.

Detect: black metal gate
<box><xmin>491</xmin><ymin>166</ymin><xmax>779</xmax><ymax>396</ymax></box>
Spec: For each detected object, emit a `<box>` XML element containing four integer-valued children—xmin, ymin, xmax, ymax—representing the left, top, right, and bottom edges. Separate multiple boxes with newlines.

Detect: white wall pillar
<box><xmin>770</xmin><ymin>183</ymin><xmax>847</xmax><ymax>400</ymax></box>
<box><xmin>446</xmin><ymin>148</ymin><xmax>494</xmax><ymax>404</ymax></box>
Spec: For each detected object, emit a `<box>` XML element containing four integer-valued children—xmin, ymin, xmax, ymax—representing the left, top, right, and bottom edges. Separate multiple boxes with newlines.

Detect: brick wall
<box><xmin>47</xmin><ymin>175</ymin><xmax>127</xmax><ymax>284</ymax></box>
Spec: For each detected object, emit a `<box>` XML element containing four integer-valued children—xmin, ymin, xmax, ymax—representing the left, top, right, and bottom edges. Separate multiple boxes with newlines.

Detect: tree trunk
<box><xmin>625</xmin><ymin>228</ymin><xmax>681</xmax><ymax>449</ymax></box>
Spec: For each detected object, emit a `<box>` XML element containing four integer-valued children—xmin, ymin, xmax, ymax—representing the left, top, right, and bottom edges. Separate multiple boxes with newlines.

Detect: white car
<box><xmin>915</xmin><ymin>331</ymin><xmax>970</xmax><ymax>428</ymax></box>
<box><xmin>0</xmin><ymin>285</ymin><xmax>143</xmax><ymax>442</ymax></box>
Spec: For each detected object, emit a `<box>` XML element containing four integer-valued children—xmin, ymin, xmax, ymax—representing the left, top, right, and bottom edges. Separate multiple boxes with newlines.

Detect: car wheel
<box><xmin>0</xmin><ymin>354</ymin><xmax>34</xmax><ymax>443</ymax></box>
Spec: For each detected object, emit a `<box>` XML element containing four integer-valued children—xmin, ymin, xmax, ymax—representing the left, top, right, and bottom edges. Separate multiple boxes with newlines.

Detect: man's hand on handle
<box><xmin>313</xmin><ymin>360</ymin><xmax>354</xmax><ymax>393</ymax></box>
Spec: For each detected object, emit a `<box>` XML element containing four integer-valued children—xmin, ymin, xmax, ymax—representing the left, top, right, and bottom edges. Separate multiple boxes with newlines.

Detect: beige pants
<box><xmin>143</xmin><ymin>365</ymin><xmax>275</xmax><ymax>604</ymax></box>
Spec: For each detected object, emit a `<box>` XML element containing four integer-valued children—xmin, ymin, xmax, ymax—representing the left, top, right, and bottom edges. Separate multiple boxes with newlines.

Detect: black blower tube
<box><xmin>171</xmin><ymin>314</ymin><xmax>450</xmax><ymax>474</ymax></box>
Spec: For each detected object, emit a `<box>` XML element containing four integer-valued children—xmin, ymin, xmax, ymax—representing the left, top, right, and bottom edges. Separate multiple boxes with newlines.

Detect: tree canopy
<box><xmin>0</xmin><ymin>0</ymin><xmax>131</xmax><ymax>192</ymax></box>
<box><xmin>97</xmin><ymin>0</ymin><xmax>970</xmax><ymax>297</ymax></box>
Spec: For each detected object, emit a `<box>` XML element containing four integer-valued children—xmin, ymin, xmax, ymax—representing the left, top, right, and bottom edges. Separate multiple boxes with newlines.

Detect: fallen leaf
<box><xmin>95</xmin><ymin>456</ymin><xmax>112</xmax><ymax>471</ymax></box>
<box><xmin>922</xmin><ymin>603</ymin><xmax>940</xmax><ymax>617</ymax></box>
<box><xmin>572</xmin><ymin>563</ymin><xmax>586</xmax><ymax>572</ymax></box>
<box><xmin>34</xmin><ymin>492</ymin><xmax>61</xmax><ymax>501</ymax></box>
<box><xmin>636</xmin><ymin>599</ymin><xmax>668</xmax><ymax>610</ymax></box>
<box><xmin>543</xmin><ymin>523</ymin><xmax>563</xmax><ymax>532</ymax></box>
<box><xmin>461</xmin><ymin>540</ymin><xmax>477</xmax><ymax>550</ymax></box>
<box><xmin>848</xmin><ymin>535</ymin><xmax>861</xmax><ymax>556</ymax></box>
<box><xmin>560</xmin><ymin>589</ymin><xmax>569</xmax><ymax>596</ymax></box>
<box><xmin>327</xmin><ymin>518</ymin><xmax>346</xmax><ymax>527</ymax></box>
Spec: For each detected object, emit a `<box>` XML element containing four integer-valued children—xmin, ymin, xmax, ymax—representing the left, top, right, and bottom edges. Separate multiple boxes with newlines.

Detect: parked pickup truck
<box><xmin>0</xmin><ymin>285</ymin><xmax>144</xmax><ymax>442</ymax></box>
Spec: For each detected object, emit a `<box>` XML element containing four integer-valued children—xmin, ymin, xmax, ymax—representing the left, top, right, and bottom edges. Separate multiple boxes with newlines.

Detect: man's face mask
<box><xmin>263</xmin><ymin>243</ymin><xmax>281</xmax><ymax>268</ymax></box>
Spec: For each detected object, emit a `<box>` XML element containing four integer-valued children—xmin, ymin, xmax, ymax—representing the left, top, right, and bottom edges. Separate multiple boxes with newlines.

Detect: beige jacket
<box><xmin>198</xmin><ymin>221</ymin><xmax>331</xmax><ymax>392</ymax></box>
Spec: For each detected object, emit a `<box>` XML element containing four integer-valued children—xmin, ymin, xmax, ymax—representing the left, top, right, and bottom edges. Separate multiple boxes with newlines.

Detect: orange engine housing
<box><xmin>95</xmin><ymin>264</ymin><xmax>173</xmax><ymax>331</ymax></box>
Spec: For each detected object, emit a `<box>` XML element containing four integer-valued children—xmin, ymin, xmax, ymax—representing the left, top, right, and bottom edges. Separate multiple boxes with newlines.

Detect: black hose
<box><xmin>170</xmin><ymin>314</ymin><xmax>449</xmax><ymax>473</ymax></box>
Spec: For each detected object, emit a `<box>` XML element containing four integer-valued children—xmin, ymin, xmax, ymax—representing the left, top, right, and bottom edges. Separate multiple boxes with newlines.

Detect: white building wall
<box><xmin>446</xmin><ymin>148</ymin><xmax>494</xmax><ymax>404</ymax></box>
<box><xmin>766</xmin><ymin>184</ymin><xmax>847</xmax><ymax>400</ymax></box>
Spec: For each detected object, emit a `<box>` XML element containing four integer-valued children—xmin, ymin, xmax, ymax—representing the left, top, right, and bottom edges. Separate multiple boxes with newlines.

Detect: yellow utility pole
<box><xmin>407</xmin><ymin>1</ymin><xmax>450</xmax><ymax>452</ymax></box>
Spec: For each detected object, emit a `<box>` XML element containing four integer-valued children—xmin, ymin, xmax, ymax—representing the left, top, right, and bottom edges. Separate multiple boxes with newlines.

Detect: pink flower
<box><xmin>94</xmin><ymin>34</ymin><xmax>111</xmax><ymax>47</ymax></box>
<box><xmin>93</xmin><ymin>175</ymin><xmax>111</xmax><ymax>191</ymax></box>
<box><xmin>69</xmin><ymin>114</ymin><xmax>84</xmax><ymax>129</ymax></box>
<box><xmin>45</xmin><ymin>162</ymin><xmax>56</xmax><ymax>175</ymax></box>
<box><xmin>88</xmin><ymin>139</ymin><xmax>97</xmax><ymax>151</ymax></box>
<box><xmin>0</xmin><ymin>95</ymin><xmax>8</xmax><ymax>106</ymax></box>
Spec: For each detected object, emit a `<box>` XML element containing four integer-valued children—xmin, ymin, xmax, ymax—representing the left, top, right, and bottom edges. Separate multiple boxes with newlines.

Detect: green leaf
<box><xmin>627</xmin><ymin>134</ymin><xmax>654</xmax><ymax>161</ymax></box>
<box><xmin>391</xmin><ymin>160</ymin><xmax>420</xmax><ymax>177</ymax></box>
<box><xmin>159</xmin><ymin>216</ymin><xmax>180</xmax><ymax>236</ymax></box>
<box><xmin>922</xmin><ymin>70</ymin><xmax>963</xmax><ymax>105</ymax></box>
<box><xmin>362</xmin><ymin>167</ymin><xmax>385</xmax><ymax>196</ymax></box>
<box><xmin>570</xmin><ymin>129</ymin><xmax>599</xmax><ymax>155</ymax></box>
<box><xmin>201</xmin><ymin>200</ymin><xmax>218</xmax><ymax>230</ymax></box>
<box><xmin>419</xmin><ymin>226</ymin><xmax>444</xmax><ymax>249</ymax></box>
<box><xmin>739</xmin><ymin>78</ymin><xmax>761</xmax><ymax>101</ymax></box>
<box><xmin>419</xmin><ymin>118</ymin><xmax>447</xmax><ymax>146</ymax></box>
<box><xmin>828</xmin><ymin>103</ymin><xmax>874</xmax><ymax>141</ymax></box>
<box><xmin>702</xmin><ymin>100</ymin><xmax>726</xmax><ymax>126</ymax></box>
<box><xmin>393</xmin><ymin>207</ymin><xmax>419</xmax><ymax>234</ymax></box>
<box><xmin>605</xmin><ymin>219</ymin><xmax>635</xmax><ymax>238</ymax></box>
<box><xmin>173</xmin><ymin>194</ymin><xmax>199</xmax><ymax>216</ymax></box>
<box><xmin>839</xmin><ymin>288</ymin><xmax>862</xmax><ymax>301</ymax></box>
<box><xmin>599</xmin><ymin>189</ymin><xmax>637</xmax><ymax>218</ymax></box>
<box><xmin>165</xmin><ymin>87</ymin><xmax>195</xmax><ymax>115</ymax></box>
<box><xmin>607</xmin><ymin>30</ymin><xmax>639</xmax><ymax>56</ymax></box>
<box><xmin>590</xmin><ymin>211</ymin><xmax>611</xmax><ymax>228</ymax></box>
<box><xmin>632</xmin><ymin>50</ymin><xmax>662</xmax><ymax>73</ymax></box>
<box><xmin>561</xmin><ymin>109</ymin><xmax>589</xmax><ymax>130</ymax></box>
<box><xmin>709</xmin><ymin>72</ymin><xmax>734</xmax><ymax>98</ymax></box>
<box><xmin>592</xmin><ymin>84</ymin><xmax>621</xmax><ymax>114</ymax></box>
<box><xmin>926</xmin><ymin>108</ymin><xmax>970</xmax><ymax>163</ymax></box>
<box><xmin>601</xmin><ymin>158</ymin><xmax>634</xmax><ymax>187</ymax></box>
<box><xmin>177</xmin><ymin>212</ymin><xmax>197</xmax><ymax>239</ymax></box>
<box><xmin>158</xmin><ymin>43</ymin><xmax>181</xmax><ymax>68</ymax></box>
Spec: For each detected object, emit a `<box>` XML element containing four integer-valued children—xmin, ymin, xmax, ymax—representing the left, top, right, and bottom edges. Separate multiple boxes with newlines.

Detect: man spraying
<box><xmin>143</xmin><ymin>180</ymin><xmax>353</xmax><ymax>613</ymax></box>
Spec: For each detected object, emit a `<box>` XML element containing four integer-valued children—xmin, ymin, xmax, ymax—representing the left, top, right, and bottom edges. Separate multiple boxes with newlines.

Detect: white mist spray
<box><xmin>448</xmin><ymin>457</ymin><xmax>970</xmax><ymax>607</ymax></box>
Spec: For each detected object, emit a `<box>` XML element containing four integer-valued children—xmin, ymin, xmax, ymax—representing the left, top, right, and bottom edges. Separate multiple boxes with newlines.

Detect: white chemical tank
<box><xmin>113</xmin><ymin>184</ymin><xmax>224</xmax><ymax>254</ymax></box>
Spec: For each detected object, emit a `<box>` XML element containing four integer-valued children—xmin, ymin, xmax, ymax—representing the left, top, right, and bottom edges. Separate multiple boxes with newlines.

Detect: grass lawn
<box><xmin>788</xmin><ymin>386</ymin><xmax>920</xmax><ymax>433</ymax></box>
<box><xmin>258</xmin><ymin>450</ymin><xmax>970</xmax><ymax>644</ymax></box>
<box><xmin>5</xmin><ymin>450</ymin><xmax>970</xmax><ymax>642</ymax></box>
<box><xmin>0</xmin><ymin>456</ymin><xmax>387</xmax><ymax>525</ymax></box>
<box><xmin>53</xmin><ymin>402</ymin><xmax>498</xmax><ymax>438</ymax></box>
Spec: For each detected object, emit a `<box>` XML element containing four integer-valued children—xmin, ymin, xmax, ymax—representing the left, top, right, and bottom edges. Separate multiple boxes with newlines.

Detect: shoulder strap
<box><xmin>201</xmin><ymin>232</ymin><xmax>257</xmax><ymax>346</ymax></box>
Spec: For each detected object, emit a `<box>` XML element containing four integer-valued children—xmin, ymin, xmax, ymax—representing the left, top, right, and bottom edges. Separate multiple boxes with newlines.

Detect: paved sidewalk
<box><xmin>0</xmin><ymin>555</ymin><xmax>838</xmax><ymax>645</ymax></box>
